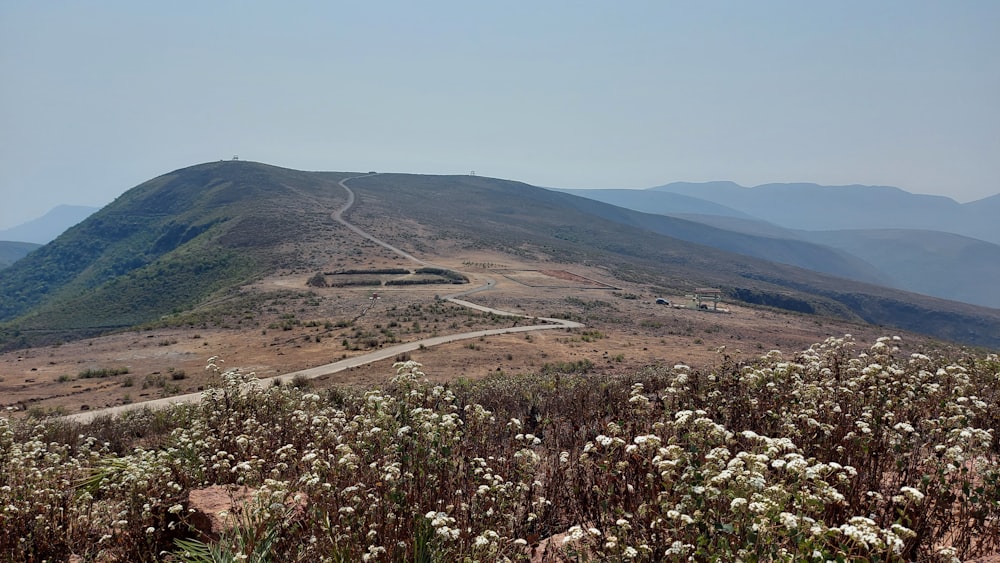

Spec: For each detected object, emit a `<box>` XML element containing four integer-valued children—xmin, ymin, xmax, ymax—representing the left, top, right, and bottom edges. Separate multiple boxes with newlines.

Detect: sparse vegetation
<box><xmin>565</xmin><ymin>296</ymin><xmax>614</xmax><ymax>311</ymax></box>
<box><xmin>306</xmin><ymin>271</ymin><xmax>327</xmax><ymax>287</ymax></box>
<box><xmin>78</xmin><ymin>367</ymin><xmax>130</xmax><ymax>379</ymax></box>
<box><xmin>578</xmin><ymin>330</ymin><xmax>605</xmax><ymax>342</ymax></box>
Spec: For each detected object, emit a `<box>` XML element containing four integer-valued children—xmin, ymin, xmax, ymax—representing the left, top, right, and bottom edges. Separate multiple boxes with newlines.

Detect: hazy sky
<box><xmin>2</xmin><ymin>1</ymin><xmax>998</xmax><ymax>230</ymax></box>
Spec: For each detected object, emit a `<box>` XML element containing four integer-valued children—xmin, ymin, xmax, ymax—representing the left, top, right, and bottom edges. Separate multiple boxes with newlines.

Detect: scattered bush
<box><xmin>306</xmin><ymin>271</ymin><xmax>328</xmax><ymax>288</ymax></box>
<box><xmin>578</xmin><ymin>330</ymin><xmax>605</xmax><ymax>342</ymax></box>
<box><xmin>290</xmin><ymin>374</ymin><xmax>312</xmax><ymax>389</ymax></box>
<box><xmin>78</xmin><ymin>367</ymin><xmax>130</xmax><ymax>379</ymax></box>
<box><xmin>142</xmin><ymin>374</ymin><xmax>166</xmax><ymax>390</ymax></box>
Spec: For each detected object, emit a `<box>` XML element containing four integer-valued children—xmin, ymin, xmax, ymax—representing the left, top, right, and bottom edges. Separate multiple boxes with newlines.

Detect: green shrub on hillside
<box><xmin>78</xmin><ymin>367</ymin><xmax>130</xmax><ymax>379</ymax></box>
<box><xmin>11</xmin><ymin>250</ymin><xmax>257</xmax><ymax>333</ymax></box>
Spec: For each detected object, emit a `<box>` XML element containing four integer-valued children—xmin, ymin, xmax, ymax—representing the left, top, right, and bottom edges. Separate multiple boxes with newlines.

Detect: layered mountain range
<box><xmin>558</xmin><ymin>182</ymin><xmax>1000</xmax><ymax>309</ymax></box>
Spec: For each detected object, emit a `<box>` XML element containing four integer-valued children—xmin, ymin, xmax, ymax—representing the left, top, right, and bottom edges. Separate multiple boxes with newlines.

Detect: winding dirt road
<box><xmin>64</xmin><ymin>174</ymin><xmax>581</xmax><ymax>423</ymax></box>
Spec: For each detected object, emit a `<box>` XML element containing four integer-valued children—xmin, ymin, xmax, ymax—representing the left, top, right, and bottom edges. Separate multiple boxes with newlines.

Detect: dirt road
<box><xmin>63</xmin><ymin>175</ymin><xmax>581</xmax><ymax>424</ymax></box>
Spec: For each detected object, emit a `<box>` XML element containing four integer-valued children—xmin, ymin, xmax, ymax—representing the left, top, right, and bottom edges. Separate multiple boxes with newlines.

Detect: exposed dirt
<box><xmin>0</xmin><ymin>252</ymin><xmax>894</xmax><ymax>418</ymax></box>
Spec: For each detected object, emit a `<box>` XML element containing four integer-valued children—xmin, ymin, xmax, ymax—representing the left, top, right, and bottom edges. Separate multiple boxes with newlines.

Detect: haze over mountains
<box><xmin>653</xmin><ymin>182</ymin><xmax>1000</xmax><ymax>243</ymax></box>
<box><xmin>1</xmin><ymin>161</ymin><xmax>998</xmax><ymax>351</ymax></box>
<box><xmin>0</xmin><ymin>241</ymin><xmax>40</xmax><ymax>270</ymax></box>
<box><xmin>559</xmin><ymin>182</ymin><xmax>1000</xmax><ymax>309</ymax></box>
<box><xmin>0</xmin><ymin>204</ymin><xmax>98</xmax><ymax>245</ymax></box>
<box><xmin>1</xmin><ymin>206</ymin><xmax>98</xmax><ymax>271</ymax></box>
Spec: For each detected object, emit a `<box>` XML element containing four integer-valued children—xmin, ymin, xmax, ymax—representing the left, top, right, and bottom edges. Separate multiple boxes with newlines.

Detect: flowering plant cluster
<box><xmin>0</xmin><ymin>336</ymin><xmax>997</xmax><ymax>561</ymax></box>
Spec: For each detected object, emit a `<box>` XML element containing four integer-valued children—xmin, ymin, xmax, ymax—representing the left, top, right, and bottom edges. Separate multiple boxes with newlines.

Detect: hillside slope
<box><xmin>568</xmin><ymin>189</ymin><xmax>999</xmax><ymax>308</ymax></box>
<box><xmin>800</xmin><ymin>229</ymin><xmax>1000</xmax><ymax>309</ymax></box>
<box><xmin>336</xmin><ymin>173</ymin><xmax>1000</xmax><ymax>347</ymax></box>
<box><xmin>0</xmin><ymin>162</ymin><xmax>354</xmax><ymax>345</ymax></box>
<box><xmin>1</xmin><ymin>163</ymin><xmax>998</xmax><ymax>349</ymax></box>
<box><xmin>650</xmin><ymin>214</ymin><xmax>1000</xmax><ymax>309</ymax></box>
<box><xmin>650</xmin><ymin>181</ymin><xmax>1000</xmax><ymax>244</ymax></box>
<box><xmin>550</xmin><ymin>189</ymin><xmax>888</xmax><ymax>284</ymax></box>
<box><xmin>0</xmin><ymin>205</ymin><xmax>99</xmax><ymax>244</ymax></box>
<box><xmin>0</xmin><ymin>241</ymin><xmax>40</xmax><ymax>270</ymax></box>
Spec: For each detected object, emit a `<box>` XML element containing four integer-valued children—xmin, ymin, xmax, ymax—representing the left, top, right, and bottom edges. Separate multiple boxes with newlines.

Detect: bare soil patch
<box><xmin>498</xmin><ymin>269</ymin><xmax>618</xmax><ymax>289</ymax></box>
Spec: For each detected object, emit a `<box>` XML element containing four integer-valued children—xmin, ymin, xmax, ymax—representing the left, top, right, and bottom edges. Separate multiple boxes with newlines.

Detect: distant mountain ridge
<box><xmin>0</xmin><ymin>205</ymin><xmax>99</xmax><ymax>244</ymax></box>
<box><xmin>1</xmin><ymin>161</ymin><xmax>998</xmax><ymax>350</ymax></box>
<box><xmin>798</xmin><ymin>229</ymin><xmax>1000</xmax><ymax>309</ymax></box>
<box><xmin>564</xmin><ymin>183</ymin><xmax>1000</xmax><ymax>308</ymax></box>
<box><xmin>553</xmin><ymin>188</ymin><xmax>753</xmax><ymax>219</ymax></box>
<box><xmin>0</xmin><ymin>241</ymin><xmax>41</xmax><ymax>270</ymax></box>
<box><xmin>649</xmin><ymin>181</ymin><xmax>1000</xmax><ymax>245</ymax></box>
<box><xmin>552</xmin><ymin>191</ymin><xmax>889</xmax><ymax>285</ymax></box>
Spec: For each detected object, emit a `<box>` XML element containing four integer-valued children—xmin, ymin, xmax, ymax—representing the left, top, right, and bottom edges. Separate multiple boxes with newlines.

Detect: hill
<box><xmin>649</xmin><ymin>181</ymin><xmax>1000</xmax><ymax>245</ymax></box>
<box><xmin>0</xmin><ymin>204</ymin><xmax>99</xmax><ymax>244</ymax></box>
<box><xmin>799</xmin><ymin>229</ymin><xmax>1000</xmax><ymax>309</ymax></box>
<box><xmin>552</xmin><ymin>188</ymin><xmax>888</xmax><ymax>284</ymax></box>
<box><xmin>0</xmin><ymin>162</ymin><xmax>355</xmax><ymax>346</ymax></box>
<box><xmin>567</xmin><ymin>187</ymin><xmax>1000</xmax><ymax>308</ymax></box>
<box><xmin>334</xmin><ymin>173</ymin><xmax>1000</xmax><ymax>347</ymax></box>
<box><xmin>555</xmin><ymin>187</ymin><xmax>753</xmax><ymax>219</ymax></box>
<box><xmin>0</xmin><ymin>241</ymin><xmax>40</xmax><ymax>270</ymax></box>
<box><xmin>654</xmin><ymin>214</ymin><xmax>1000</xmax><ymax>309</ymax></box>
<box><xmin>1</xmin><ymin>162</ymin><xmax>999</xmax><ymax>350</ymax></box>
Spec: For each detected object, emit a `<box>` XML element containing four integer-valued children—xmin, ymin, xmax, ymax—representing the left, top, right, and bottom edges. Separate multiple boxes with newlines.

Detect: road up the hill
<box><xmin>64</xmin><ymin>174</ymin><xmax>581</xmax><ymax>424</ymax></box>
